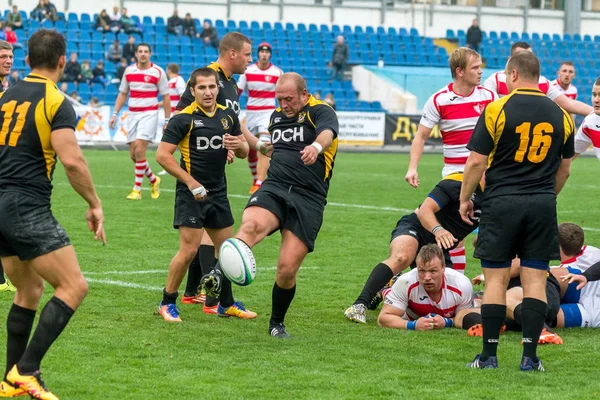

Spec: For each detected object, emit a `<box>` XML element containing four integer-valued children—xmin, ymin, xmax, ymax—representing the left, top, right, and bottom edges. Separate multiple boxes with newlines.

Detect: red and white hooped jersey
<box><xmin>420</xmin><ymin>83</ymin><xmax>496</xmax><ymax>169</ymax></box>
<box><xmin>383</xmin><ymin>268</ymin><xmax>474</xmax><ymax>321</ymax></box>
<box><xmin>552</xmin><ymin>79</ymin><xmax>578</xmax><ymax>100</ymax></box>
<box><xmin>483</xmin><ymin>71</ymin><xmax>561</xmax><ymax>100</ymax></box>
<box><xmin>119</xmin><ymin>63</ymin><xmax>169</xmax><ymax>113</ymax></box>
<box><xmin>575</xmin><ymin>113</ymin><xmax>600</xmax><ymax>160</ymax></box>
<box><xmin>168</xmin><ymin>75</ymin><xmax>186</xmax><ymax>113</ymax></box>
<box><xmin>560</xmin><ymin>246</ymin><xmax>600</xmax><ymax>272</ymax></box>
<box><xmin>237</xmin><ymin>63</ymin><xmax>284</xmax><ymax>112</ymax></box>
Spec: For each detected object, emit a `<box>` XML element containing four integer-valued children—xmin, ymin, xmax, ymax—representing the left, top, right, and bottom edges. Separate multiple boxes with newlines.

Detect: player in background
<box><xmin>574</xmin><ymin>77</ymin><xmax>600</xmax><ymax>160</ymax></box>
<box><xmin>552</xmin><ymin>61</ymin><xmax>578</xmax><ymax>100</ymax></box>
<box><xmin>166</xmin><ymin>63</ymin><xmax>186</xmax><ymax>114</ymax></box>
<box><xmin>483</xmin><ymin>42</ymin><xmax>591</xmax><ymax>116</ymax></box>
<box><xmin>109</xmin><ymin>43</ymin><xmax>171</xmax><ymax>200</ymax></box>
<box><xmin>0</xmin><ymin>39</ymin><xmax>15</xmax><ymax>294</ymax></box>
<box><xmin>237</xmin><ymin>42</ymin><xmax>284</xmax><ymax>193</ymax></box>
<box><xmin>156</xmin><ymin>67</ymin><xmax>253</xmax><ymax>322</ymax></box>
<box><xmin>378</xmin><ymin>245</ymin><xmax>474</xmax><ymax>331</ymax></box>
<box><xmin>344</xmin><ymin>172</ymin><xmax>482</xmax><ymax>324</ymax></box>
<box><xmin>0</xmin><ymin>29</ymin><xmax>106</xmax><ymax>399</ymax></box>
<box><xmin>405</xmin><ymin>47</ymin><xmax>495</xmax><ymax>275</ymax></box>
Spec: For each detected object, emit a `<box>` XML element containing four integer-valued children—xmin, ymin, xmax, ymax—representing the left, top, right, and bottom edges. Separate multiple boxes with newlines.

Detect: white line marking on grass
<box><xmin>86</xmin><ymin>278</ymin><xmax>162</xmax><ymax>291</ymax></box>
<box><xmin>83</xmin><ymin>266</ymin><xmax>320</xmax><ymax>276</ymax></box>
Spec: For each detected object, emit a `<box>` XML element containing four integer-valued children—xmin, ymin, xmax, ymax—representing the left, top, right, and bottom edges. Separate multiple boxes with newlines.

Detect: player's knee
<box><xmin>74</xmin><ymin>276</ymin><xmax>89</xmax><ymax>299</ymax></box>
<box><xmin>386</xmin><ymin>253</ymin><xmax>410</xmax><ymax>274</ymax></box>
<box><xmin>239</xmin><ymin>219</ymin><xmax>262</xmax><ymax>238</ymax></box>
<box><xmin>180</xmin><ymin>244</ymin><xmax>199</xmax><ymax>264</ymax></box>
<box><xmin>276</xmin><ymin>262</ymin><xmax>298</xmax><ymax>285</ymax></box>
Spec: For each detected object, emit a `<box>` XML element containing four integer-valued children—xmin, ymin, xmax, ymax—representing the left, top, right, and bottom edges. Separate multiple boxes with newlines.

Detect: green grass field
<box><xmin>1</xmin><ymin>150</ymin><xmax>599</xmax><ymax>399</ymax></box>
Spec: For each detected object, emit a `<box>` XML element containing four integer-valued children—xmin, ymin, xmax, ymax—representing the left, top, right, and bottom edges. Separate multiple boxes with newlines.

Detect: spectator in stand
<box><xmin>109</xmin><ymin>6</ymin><xmax>121</xmax><ymax>32</ymax></box>
<box><xmin>107</xmin><ymin>39</ymin><xmax>122</xmax><ymax>63</ymax></box>
<box><xmin>466</xmin><ymin>18</ymin><xmax>482</xmax><ymax>53</ymax></box>
<box><xmin>95</xmin><ymin>9</ymin><xmax>111</xmax><ymax>33</ymax></box>
<box><xmin>81</xmin><ymin>60</ymin><xmax>93</xmax><ymax>83</ymax></box>
<box><xmin>120</xmin><ymin>8</ymin><xmax>143</xmax><ymax>37</ymax></box>
<box><xmin>70</xmin><ymin>90</ymin><xmax>82</xmax><ymax>103</ymax></box>
<box><xmin>92</xmin><ymin>60</ymin><xmax>108</xmax><ymax>86</ymax></box>
<box><xmin>114</xmin><ymin>58</ymin><xmax>128</xmax><ymax>82</ymax></box>
<box><xmin>330</xmin><ymin>35</ymin><xmax>349</xmax><ymax>81</ymax></box>
<box><xmin>6</xmin><ymin>5</ymin><xmax>23</xmax><ymax>30</ymax></box>
<box><xmin>182</xmin><ymin>13</ymin><xmax>197</xmax><ymax>38</ymax></box>
<box><xmin>314</xmin><ymin>90</ymin><xmax>322</xmax><ymax>100</ymax></box>
<box><xmin>122</xmin><ymin>35</ymin><xmax>136</xmax><ymax>63</ymax></box>
<box><xmin>88</xmin><ymin>96</ymin><xmax>103</xmax><ymax>108</ymax></box>
<box><xmin>324</xmin><ymin>93</ymin><xmax>336</xmax><ymax>110</ymax></box>
<box><xmin>3</xmin><ymin>27</ymin><xmax>22</xmax><ymax>49</ymax></box>
<box><xmin>200</xmin><ymin>21</ymin><xmax>219</xmax><ymax>48</ymax></box>
<box><xmin>63</xmin><ymin>52</ymin><xmax>82</xmax><ymax>83</ymax></box>
<box><xmin>167</xmin><ymin>9</ymin><xmax>183</xmax><ymax>36</ymax></box>
<box><xmin>8</xmin><ymin>70</ymin><xmax>20</xmax><ymax>87</ymax></box>
<box><xmin>31</xmin><ymin>0</ymin><xmax>47</xmax><ymax>22</ymax></box>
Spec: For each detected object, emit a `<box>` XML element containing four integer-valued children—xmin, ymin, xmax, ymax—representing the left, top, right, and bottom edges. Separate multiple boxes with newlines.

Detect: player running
<box><xmin>574</xmin><ymin>77</ymin><xmax>600</xmax><ymax>160</ymax></box>
<box><xmin>156</xmin><ymin>67</ymin><xmax>253</xmax><ymax>322</ymax></box>
<box><xmin>0</xmin><ymin>29</ymin><xmax>106</xmax><ymax>399</ymax></box>
<box><xmin>109</xmin><ymin>43</ymin><xmax>171</xmax><ymax>200</ymax></box>
<box><xmin>344</xmin><ymin>172</ymin><xmax>482</xmax><ymax>324</ymax></box>
<box><xmin>378</xmin><ymin>245</ymin><xmax>474</xmax><ymax>331</ymax></box>
<box><xmin>202</xmin><ymin>72</ymin><xmax>338</xmax><ymax>338</ymax></box>
<box><xmin>237</xmin><ymin>42</ymin><xmax>284</xmax><ymax>193</ymax></box>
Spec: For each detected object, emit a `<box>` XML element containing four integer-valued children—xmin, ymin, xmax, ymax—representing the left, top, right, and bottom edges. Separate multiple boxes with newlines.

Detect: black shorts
<box><xmin>390</xmin><ymin>213</ymin><xmax>453</xmax><ymax>269</ymax></box>
<box><xmin>506</xmin><ymin>273</ymin><xmax>561</xmax><ymax>325</ymax></box>
<box><xmin>474</xmin><ymin>194</ymin><xmax>559</xmax><ymax>265</ymax></box>
<box><xmin>173</xmin><ymin>187</ymin><xmax>233</xmax><ymax>230</ymax></box>
<box><xmin>245</xmin><ymin>180</ymin><xmax>325</xmax><ymax>252</ymax></box>
<box><xmin>0</xmin><ymin>191</ymin><xmax>71</xmax><ymax>261</ymax></box>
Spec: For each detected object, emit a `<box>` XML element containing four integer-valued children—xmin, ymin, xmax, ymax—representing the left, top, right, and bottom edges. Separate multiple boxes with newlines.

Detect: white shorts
<box><xmin>561</xmin><ymin>296</ymin><xmax>600</xmax><ymax>328</ymax></box>
<box><xmin>442</xmin><ymin>164</ymin><xmax>465</xmax><ymax>178</ymax></box>
<box><xmin>125</xmin><ymin>111</ymin><xmax>158</xmax><ymax>143</ymax></box>
<box><xmin>245</xmin><ymin>110</ymin><xmax>272</xmax><ymax>141</ymax></box>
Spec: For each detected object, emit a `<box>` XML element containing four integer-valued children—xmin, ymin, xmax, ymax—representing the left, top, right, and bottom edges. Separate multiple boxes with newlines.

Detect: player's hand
<box><xmin>415</xmin><ymin>316</ymin><xmax>436</xmax><ymax>331</ymax></box>
<box><xmin>434</xmin><ymin>228</ymin><xmax>458</xmax><ymax>250</ymax></box>
<box><xmin>226</xmin><ymin>149</ymin><xmax>235</xmax><ymax>164</ymax></box>
<box><xmin>86</xmin><ymin>206</ymin><xmax>106</xmax><ymax>245</ymax></box>
<box><xmin>426</xmin><ymin>314</ymin><xmax>446</xmax><ymax>330</ymax></box>
<box><xmin>109</xmin><ymin>115</ymin><xmax>117</xmax><ymax>129</ymax></box>
<box><xmin>472</xmin><ymin>274</ymin><xmax>484</xmax><ymax>285</ymax></box>
<box><xmin>187</xmin><ymin>181</ymin><xmax>208</xmax><ymax>202</ymax></box>
<box><xmin>300</xmin><ymin>145</ymin><xmax>319</xmax><ymax>165</ymax></box>
<box><xmin>459</xmin><ymin>200</ymin><xmax>475</xmax><ymax>225</ymax></box>
<box><xmin>258</xmin><ymin>142</ymin><xmax>273</xmax><ymax>157</ymax></box>
<box><xmin>405</xmin><ymin>169</ymin><xmax>419</xmax><ymax>188</ymax></box>
<box><xmin>223</xmin><ymin>133</ymin><xmax>242</xmax><ymax>150</ymax></box>
<box><xmin>163</xmin><ymin>120</ymin><xmax>169</xmax><ymax>132</ymax></box>
<box><xmin>561</xmin><ymin>273</ymin><xmax>588</xmax><ymax>290</ymax></box>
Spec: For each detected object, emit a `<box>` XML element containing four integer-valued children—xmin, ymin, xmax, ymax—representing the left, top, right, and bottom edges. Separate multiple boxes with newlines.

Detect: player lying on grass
<box><xmin>377</xmin><ymin>244</ymin><xmax>478</xmax><ymax>330</ymax></box>
<box><xmin>345</xmin><ymin>172</ymin><xmax>482</xmax><ymax>324</ymax></box>
<box><xmin>557</xmin><ymin>260</ymin><xmax>600</xmax><ymax>328</ymax></box>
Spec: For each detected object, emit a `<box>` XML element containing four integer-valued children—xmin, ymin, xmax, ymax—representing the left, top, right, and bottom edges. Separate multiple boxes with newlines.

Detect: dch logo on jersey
<box><xmin>298</xmin><ymin>112</ymin><xmax>306</xmax><ymax>123</ymax></box>
<box><xmin>196</xmin><ymin>135</ymin><xmax>223</xmax><ymax>150</ymax></box>
<box><xmin>272</xmin><ymin>127</ymin><xmax>304</xmax><ymax>143</ymax></box>
<box><xmin>225</xmin><ymin>99</ymin><xmax>241</xmax><ymax>115</ymax></box>
<box><xmin>221</xmin><ymin>118</ymin><xmax>229</xmax><ymax>130</ymax></box>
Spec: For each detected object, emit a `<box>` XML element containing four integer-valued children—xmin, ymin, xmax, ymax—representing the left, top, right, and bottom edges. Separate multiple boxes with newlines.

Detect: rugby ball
<box><xmin>219</xmin><ymin>238</ymin><xmax>257</xmax><ymax>286</ymax></box>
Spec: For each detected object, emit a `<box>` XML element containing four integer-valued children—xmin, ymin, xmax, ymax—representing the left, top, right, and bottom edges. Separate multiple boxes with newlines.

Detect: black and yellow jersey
<box><xmin>467</xmin><ymin>88</ymin><xmax>575</xmax><ymax>199</ymax></box>
<box><xmin>267</xmin><ymin>95</ymin><xmax>338</xmax><ymax>198</ymax></box>
<box><xmin>176</xmin><ymin>63</ymin><xmax>240</xmax><ymax>115</ymax></box>
<box><xmin>162</xmin><ymin>101</ymin><xmax>241</xmax><ymax>192</ymax></box>
<box><xmin>0</xmin><ymin>74</ymin><xmax>76</xmax><ymax>202</ymax></box>
<box><xmin>425</xmin><ymin>173</ymin><xmax>482</xmax><ymax>241</ymax></box>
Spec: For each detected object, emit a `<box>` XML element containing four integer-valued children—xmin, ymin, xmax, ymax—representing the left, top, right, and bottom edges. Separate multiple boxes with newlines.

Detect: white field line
<box><xmin>85</xmin><ymin>278</ymin><xmax>163</xmax><ymax>291</ymax></box>
<box><xmin>56</xmin><ymin>183</ymin><xmax>600</xmax><ymax>231</ymax></box>
<box><xmin>83</xmin><ymin>266</ymin><xmax>320</xmax><ymax>276</ymax></box>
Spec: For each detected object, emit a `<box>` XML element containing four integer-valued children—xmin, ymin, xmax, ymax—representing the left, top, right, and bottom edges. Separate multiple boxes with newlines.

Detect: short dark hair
<box><xmin>506</xmin><ymin>51</ymin><xmax>540</xmax><ymax>83</ymax></box>
<box><xmin>560</xmin><ymin>61</ymin><xmax>574</xmax><ymax>68</ymax></box>
<box><xmin>510</xmin><ymin>41</ymin><xmax>531</xmax><ymax>55</ymax></box>
<box><xmin>28</xmin><ymin>30</ymin><xmax>66</xmax><ymax>70</ymax></box>
<box><xmin>136</xmin><ymin>43</ymin><xmax>151</xmax><ymax>53</ymax></box>
<box><xmin>219</xmin><ymin>32</ymin><xmax>252</xmax><ymax>55</ymax></box>
<box><xmin>167</xmin><ymin>63</ymin><xmax>180</xmax><ymax>74</ymax></box>
<box><xmin>595</xmin><ymin>77</ymin><xmax>600</xmax><ymax>86</ymax></box>
<box><xmin>416</xmin><ymin>244</ymin><xmax>445</xmax><ymax>267</ymax></box>
<box><xmin>558</xmin><ymin>223</ymin><xmax>584</xmax><ymax>257</ymax></box>
<box><xmin>189</xmin><ymin>67</ymin><xmax>219</xmax><ymax>87</ymax></box>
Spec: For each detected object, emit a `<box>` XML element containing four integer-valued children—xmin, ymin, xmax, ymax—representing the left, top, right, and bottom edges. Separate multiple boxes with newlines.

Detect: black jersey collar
<box><xmin>209</xmin><ymin>62</ymin><xmax>231</xmax><ymax>81</ymax></box>
<box><xmin>514</xmin><ymin>88</ymin><xmax>543</xmax><ymax>95</ymax></box>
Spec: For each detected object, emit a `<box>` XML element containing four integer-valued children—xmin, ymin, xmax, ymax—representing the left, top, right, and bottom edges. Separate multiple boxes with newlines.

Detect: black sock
<box><xmin>161</xmin><ymin>289</ymin><xmax>178</xmax><ymax>305</ymax></box>
<box><xmin>521</xmin><ymin>297</ymin><xmax>547</xmax><ymax>360</ymax></box>
<box><xmin>354</xmin><ymin>263</ymin><xmax>394</xmax><ymax>307</ymax></box>
<box><xmin>5</xmin><ymin>304</ymin><xmax>36</xmax><ymax>379</ymax></box>
<box><xmin>461</xmin><ymin>312</ymin><xmax>482</xmax><ymax>330</ymax></box>
<box><xmin>513</xmin><ymin>304</ymin><xmax>523</xmax><ymax>326</ymax></box>
<box><xmin>0</xmin><ymin>260</ymin><xmax>5</xmax><ymax>284</ymax></box>
<box><xmin>219</xmin><ymin>276</ymin><xmax>234</xmax><ymax>309</ymax></box>
<box><xmin>480</xmin><ymin>304</ymin><xmax>506</xmax><ymax>360</ymax></box>
<box><xmin>184</xmin><ymin>245</ymin><xmax>215</xmax><ymax>297</ymax></box>
<box><xmin>199</xmin><ymin>245</ymin><xmax>216</xmax><ymax>275</ymax></box>
<box><xmin>270</xmin><ymin>283</ymin><xmax>296</xmax><ymax>326</ymax></box>
<box><xmin>17</xmin><ymin>297</ymin><xmax>74</xmax><ymax>373</ymax></box>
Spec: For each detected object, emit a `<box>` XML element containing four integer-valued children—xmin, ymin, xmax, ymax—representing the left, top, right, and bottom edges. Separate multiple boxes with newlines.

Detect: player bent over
<box><xmin>0</xmin><ymin>30</ymin><xmax>106</xmax><ymax>399</ymax></box>
<box><xmin>156</xmin><ymin>68</ymin><xmax>254</xmax><ymax>322</ymax></box>
<box><xmin>378</xmin><ymin>245</ymin><xmax>474</xmax><ymax>330</ymax></box>
<box><xmin>201</xmin><ymin>72</ymin><xmax>338</xmax><ymax>337</ymax></box>
<box><xmin>344</xmin><ymin>172</ymin><xmax>482</xmax><ymax>324</ymax></box>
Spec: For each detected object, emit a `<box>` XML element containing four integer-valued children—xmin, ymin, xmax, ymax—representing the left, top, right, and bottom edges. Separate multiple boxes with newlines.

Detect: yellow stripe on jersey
<box><xmin>560</xmin><ymin>107</ymin><xmax>575</xmax><ymax>143</ymax></box>
<box><xmin>34</xmin><ymin>100</ymin><xmax>55</xmax><ymax>179</ymax></box>
<box><xmin>443</xmin><ymin>172</ymin><xmax>463</xmax><ymax>182</ymax></box>
<box><xmin>179</xmin><ymin>120</ymin><xmax>194</xmax><ymax>174</ymax></box>
<box><xmin>179</xmin><ymin>102</ymin><xmax>198</xmax><ymax>115</ymax></box>
<box><xmin>483</xmin><ymin>95</ymin><xmax>508</xmax><ymax>167</ymax></box>
<box><xmin>324</xmin><ymin>137</ymin><xmax>338</xmax><ymax>180</ymax></box>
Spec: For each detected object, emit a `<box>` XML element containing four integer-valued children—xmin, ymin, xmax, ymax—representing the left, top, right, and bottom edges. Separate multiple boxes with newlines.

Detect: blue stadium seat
<box><xmin>409</xmin><ymin>28</ymin><xmax>418</xmax><ymax>36</ymax></box>
<box><xmin>365</xmin><ymin>26</ymin><xmax>374</xmax><ymax>35</ymax></box>
<box><xmin>80</xmin><ymin>13</ymin><xmax>91</xmax><ymax>22</ymax></box>
<box><xmin>250</xmin><ymin>21</ymin><xmax>260</xmax><ymax>30</ymax></box>
<box><xmin>446</xmin><ymin>29</ymin><xmax>455</xmax><ymax>39</ymax></box>
<box><xmin>564</xmin><ymin>33</ymin><xmax>572</xmax><ymax>42</ymax></box>
<box><xmin>298</xmin><ymin>23</ymin><xmax>307</xmax><ymax>32</ymax></box>
<box><xmin>489</xmin><ymin>31</ymin><xmax>498</xmax><ymax>40</ymax></box>
<box><xmin>227</xmin><ymin>20</ymin><xmax>236</xmax><ymax>30</ymax></box>
<box><xmin>239</xmin><ymin>20</ymin><xmax>248</xmax><ymax>29</ymax></box>
<box><xmin>155</xmin><ymin>17</ymin><xmax>165</xmax><ymax>26</ymax></box>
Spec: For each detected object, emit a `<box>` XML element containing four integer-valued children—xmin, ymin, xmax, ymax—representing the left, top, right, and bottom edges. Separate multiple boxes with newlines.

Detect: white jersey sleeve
<box><xmin>575</xmin><ymin>124</ymin><xmax>592</xmax><ymax>154</ymax></box>
<box><xmin>545</xmin><ymin>80</ymin><xmax>562</xmax><ymax>101</ymax></box>
<box><xmin>176</xmin><ymin>76</ymin><xmax>186</xmax><ymax>95</ymax></box>
<box><xmin>157</xmin><ymin>70</ymin><xmax>169</xmax><ymax>96</ymax></box>
<box><xmin>419</xmin><ymin>94</ymin><xmax>441</xmax><ymax>129</ymax></box>
<box><xmin>237</xmin><ymin>72</ymin><xmax>247</xmax><ymax>93</ymax></box>
<box><xmin>119</xmin><ymin>72</ymin><xmax>129</xmax><ymax>94</ymax></box>
<box><xmin>454</xmin><ymin>275</ymin><xmax>475</xmax><ymax>312</ymax></box>
<box><xmin>483</xmin><ymin>73</ymin><xmax>498</xmax><ymax>95</ymax></box>
<box><xmin>383</xmin><ymin>275</ymin><xmax>410</xmax><ymax>313</ymax></box>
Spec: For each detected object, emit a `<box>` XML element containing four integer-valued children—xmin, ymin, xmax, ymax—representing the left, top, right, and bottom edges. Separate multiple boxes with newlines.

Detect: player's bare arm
<box><xmin>378</xmin><ymin>304</ymin><xmax>435</xmax><ymax>331</ymax></box>
<box><xmin>156</xmin><ymin>141</ymin><xmax>207</xmax><ymax>201</ymax></box>
<box><xmin>109</xmin><ymin>91</ymin><xmax>128</xmax><ymax>129</ymax></box>
<box><xmin>51</xmin><ymin>127</ymin><xmax>106</xmax><ymax>244</ymax></box>
<box><xmin>417</xmin><ymin>197</ymin><xmax>458</xmax><ymax>250</ymax></box>
<box><xmin>242</xmin><ymin>124</ymin><xmax>272</xmax><ymax>157</ymax></box>
<box><xmin>223</xmin><ymin>133</ymin><xmax>249</xmax><ymax>159</ymax></box>
<box><xmin>553</xmin><ymin>94</ymin><xmax>593</xmax><ymax>116</ymax></box>
<box><xmin>554</xmin><ymin>158</ymin><xmax>572</xmax><ymax>195</ymax></box>
<box><xmin>300</xmin><ymin>130</ymin><xmax>334</xmax><ymax>166</ymax></box>
<box><xmin>162</xmin><ymin>95</ymin><xmax>171</xmax><ymax>120</ymax></box>
<box><xmin>405</xmin><ymin>124</ymin><xmax>433</xmax><ymax>188</ymax></box>
<box><xmin>459</xmin><ymin>151</ymin><xmax>487</xmax><ymax>224</ymax></box>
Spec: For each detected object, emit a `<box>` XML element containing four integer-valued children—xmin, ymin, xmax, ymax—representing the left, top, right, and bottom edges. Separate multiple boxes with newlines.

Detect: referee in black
<box><xmin>459</xmin><ymin>51</ymin><xmax>574</xmax><ymax>372</ymax></box>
